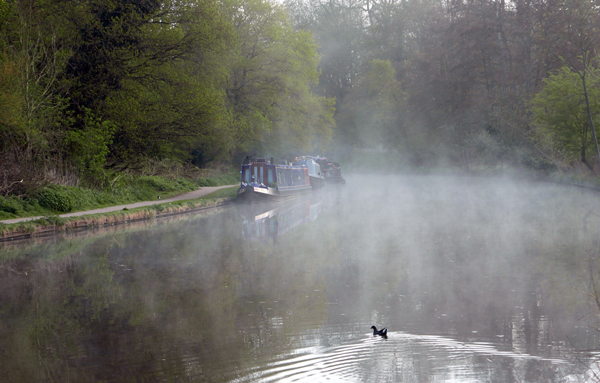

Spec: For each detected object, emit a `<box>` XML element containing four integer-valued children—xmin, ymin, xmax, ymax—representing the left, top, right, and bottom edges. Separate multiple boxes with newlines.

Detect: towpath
<box><xmin>0</xmin><ymin>185</ymin><xmax>238</xmax><ymax>225</ymax></box>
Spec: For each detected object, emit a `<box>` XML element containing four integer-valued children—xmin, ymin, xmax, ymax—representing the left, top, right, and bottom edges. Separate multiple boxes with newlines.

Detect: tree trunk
<box><xmin>582</xmin><ymin>71</ymin><xmax>600</xmax><ymax>170</ymax></box>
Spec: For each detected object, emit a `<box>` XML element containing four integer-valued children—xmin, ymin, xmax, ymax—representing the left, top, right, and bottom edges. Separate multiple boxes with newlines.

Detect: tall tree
<box><xmin>224</xmin><ymin>0</ymin><xmax>335</xmax><ymax>156</ymax></box>
<box><xmin>531</xmin><ymin>66</ymin><xmax>600</xmax><ymax>170</ymax></box>
<box><xmin>336</xmin><ymin>59</ymin><xmax>405</xmax><ymax>148</ymax></box>
<box><xmin>285</xmin><ymin>0</ymin><xmax>366</xmax><ymax>105</ymax></box>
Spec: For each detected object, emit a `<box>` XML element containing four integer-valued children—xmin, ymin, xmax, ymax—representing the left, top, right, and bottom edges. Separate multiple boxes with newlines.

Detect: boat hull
<box><xmin>325</xmin><ymin>176</ymin><xmax>346</xmax><ymax>185</ymax></box>
<box><xmin>310</xmin><ymin>175</ymin><xmax>327</xmax><ymax>189</ymax></box>
<box><xmin>236</xmin><ymin>184</ymin><xmax>311</xmax><ymax>203</ymax></box>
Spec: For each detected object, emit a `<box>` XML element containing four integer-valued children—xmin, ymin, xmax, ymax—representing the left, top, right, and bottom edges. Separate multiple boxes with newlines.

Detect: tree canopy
<box><xmin>532</xmin><ymin>66</ymin><xmax>600</xmax><ymax>170</ymax></box>
<box><xmin>3</xmin><ymin>0</ymin><xmax>600</xmax><ymax>194</ymax></box>
<box><xmin>0</xmin><ymin>0</ymin><xmax>335</xmax><ymax>193</ymax></box>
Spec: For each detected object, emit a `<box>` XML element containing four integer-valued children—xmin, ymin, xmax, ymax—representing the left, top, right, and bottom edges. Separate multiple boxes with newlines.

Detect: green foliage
<box><xmin>0</xmin><ymin>196</ymin><xmax>18</xmax><ymax>214</ymax></box>
<box><xmin>37</xmin><ymin>186</ymin><xmax>75</xmax><ymax>213</ymax></box>
<box><xmin>224</xmin><ymin>0</ymin><xmax>335</xmax><ymax>155</ymax></box>
<box><xmin>0</xmin><ymin>0</ymin><xmax>337</xmax><ymax>191</ymax></box>
<box><xmin>40</xmin><ymin>215</ymin><xmax>66</xmax><ymax>227</ymax></box>
<box><xmin>196</xmin><ymin>178</ymin><xmax>218</xmax><ymax>187</ymax></box>
<box><xmin>0</xmin><ymin>55</ymin><xmax>22</xmax><ymax>132</ymax></box>
<box><xmin>136</xmin><ymin>176</ymin><xmax>184</xmax><ymax>193</ymax></box>
<box><xmin>105</xmin><ymin>61</ymin><xmax>233</xmax><ymax>166</ymax></box>
<box><xmin>1</xmin><ymin>169</ymin><xmax>234</xmax><ymax>221</ymax></box>
<box><xmin>66</xmin><ymin>109</ymin><xmax>115</xmax><ymax>184</ymax></box>
<box><xmin>337</xmin><ymin>59</ymin><xmax>406</xmax><ymax>149</ymax></box>
<box><xmin>531</xmin><ymin>66</ymin><xmax>600</xmax><ymax>166</ymax></box>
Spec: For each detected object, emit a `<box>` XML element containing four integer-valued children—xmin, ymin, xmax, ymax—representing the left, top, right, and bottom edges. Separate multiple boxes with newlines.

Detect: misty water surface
<box><xmin>2</xmin><ymin>175</ymin><xmax>600</xmax><ymax>382</ymax></box>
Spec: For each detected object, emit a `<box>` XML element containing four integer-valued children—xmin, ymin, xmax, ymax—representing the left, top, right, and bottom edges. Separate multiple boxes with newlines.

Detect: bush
<box><xmin>136</xmin><ymin>176</ymin><xmax>180</xmax><ymax>192</ymax></box>
<box><xmin>37</xmin><ymin>186</ymin><xmax>74</xmax><ymax>212</ymax></box>
<box><xmin>195</xmin><ymin>177</ymin><xmax>218</xmax><ymax>187</ymax></box>
<box><xmin>38</xmin><ymin>215</ymin><xmax>66</xmax><ymax>226</ymax></box>
<box><xmin>177</xmin><ymin>178</ymin><xmax>196</xmax><ymax>189</ymax></box>
<box><xmin>0</xmin><ymin>196</ymin><xmax>18</xmax><ymax>214</ymax></box>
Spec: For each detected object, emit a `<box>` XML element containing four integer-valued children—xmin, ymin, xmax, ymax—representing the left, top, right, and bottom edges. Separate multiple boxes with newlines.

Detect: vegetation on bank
<box><xmin>0</xmin><ymin>169</ymin><xmax>238</xmax><ymax>221</ymax></box>
<box><xmin>0</xmin><ymin>185</ymin><xmax>238</xmax><ymax>237</ymax></box>
<box><xmin>0</xmin><ymin>0</ymin><xmax>334</xmax><ymax>198</ymax></box>
<box><xmin>2</xmin><ymin>0</ymin><xmax>600</xmax><ymax>201</ymax></box>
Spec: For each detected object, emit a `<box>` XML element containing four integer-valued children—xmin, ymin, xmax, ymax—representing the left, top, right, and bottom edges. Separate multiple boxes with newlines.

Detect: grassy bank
<box><xmin>0</xmin><ymin>186</ymin><xmax>238</xmax><ymax>239</ymax></box>
<box><xmin>0</xmin><ymin>170</ymin><xmax>239</xmax><ymax>221</ymax></box>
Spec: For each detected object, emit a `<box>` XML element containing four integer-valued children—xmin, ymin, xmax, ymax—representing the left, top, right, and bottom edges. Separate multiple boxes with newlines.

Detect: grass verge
<box><xmin>0</xmin><ymin>170</ymin><xmax>239</xmax><ymax>221</ymax></box>
<box><xmin>0</xmin><ymin>187</ymin><xmax>238</xmax><ymax>239</ymax></box>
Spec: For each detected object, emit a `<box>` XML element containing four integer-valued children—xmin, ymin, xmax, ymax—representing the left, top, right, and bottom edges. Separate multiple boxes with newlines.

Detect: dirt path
<box><xmin>0</xmin><ymin>185</ymin><xmax>238</xmax><ymax>225</ymax></box>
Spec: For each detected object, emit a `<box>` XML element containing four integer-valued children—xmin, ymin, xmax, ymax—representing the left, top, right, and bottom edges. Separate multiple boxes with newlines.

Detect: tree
<box><xmin>554</xmin><ymin>0</ymin><xmax>600</xmax><ymax>167</ymax></box>
<box><xmin>224</xmin><ymin>0</ymin><xmax>335</xmax><ymax>156</ymax></box>
<box><xmin>0</xmin><ymin>0</ymin><xmax>74</xmax><ymax>190</ymax></box>
<box><xmin>58</xmin><ymin>0</ymin><xmax>235</xmax><ymax>171</ymax></box>
<box><xmin>336</xmin><ymin>59</ymin><xmax>405</xmax><ymax>148</ymax></box>
<box><xmin>531</xmin><ymin>66</ymin><xmax>600</xmax><ymax>170</ymax></box>
<box><xmin>285</xmin><ymin>0</ymin><xmax>366</xmax><ymax>106</ymax></box>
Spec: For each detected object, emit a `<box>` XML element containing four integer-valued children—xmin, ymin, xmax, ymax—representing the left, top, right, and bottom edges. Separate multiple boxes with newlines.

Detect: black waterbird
<box><xmin>371</xmin><ymin>326</ymin><xmax>388</xmax><ymax>337</ymax></box>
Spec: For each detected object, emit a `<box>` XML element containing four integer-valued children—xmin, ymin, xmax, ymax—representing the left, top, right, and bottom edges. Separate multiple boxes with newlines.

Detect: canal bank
<box><xmin>0</xmin><ymin>185</ymin><xmax>238</xmax><ymax>242</ymax></box>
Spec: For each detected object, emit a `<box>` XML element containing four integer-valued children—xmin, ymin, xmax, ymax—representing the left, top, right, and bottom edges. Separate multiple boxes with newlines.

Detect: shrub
<box><xmin>37</xmin><ymin>186</ymin><xmax>74</xmax><ymax>212</ymax></box>
<box><xmin>177</xmin><ymin>178</ymin><xmax>196</xmax><ymax>189</ymax></box>
<box><xmin>136</xmin><ymin>176</ymin><xmax>180</xmax><ymax>192</ymax></box>
<box><xmin>44</xmin><ymin>215</ymin><xmax>67</xmax><ymax>226</ymax></box>
<box><xmin>196</xmin><ymin>177</ymin><xmax>218</xmax><ymax>187</ymax></box>
<box><xmin>0</xmin><ymin>196</ymin><xmax>18</xmax><ymax>214</ymax></box>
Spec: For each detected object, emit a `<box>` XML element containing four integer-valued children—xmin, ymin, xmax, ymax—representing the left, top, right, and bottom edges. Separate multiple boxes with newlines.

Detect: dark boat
<box><xmin>236</xmin><ymin>157</ymin><xmax>312</xmax><ymax>203</ymax></box>
<box><xmin>315</xmin><ymin>157</ymin><xmax>346</xmax><ymax>185</ymax></box>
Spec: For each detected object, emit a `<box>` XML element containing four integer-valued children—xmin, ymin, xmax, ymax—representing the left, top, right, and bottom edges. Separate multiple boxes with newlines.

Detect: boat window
<box><xmin>243</xmin><ymin>168</ymin><xmax>251</xmax><ymax>183</ymax></box>
<box><xmin>268</xmin><ymin>169</ymin><xmax>274</xmax><ymax>184</ymax></box>
<box><xmin>253</xmin><ymin>166</ymin><xmax>258</xmax><ymax>182</ymax></box>
<box><xmin>260</xmin><ymin>166</ymin><xmax>264</xmax><ymax>184</ymax></box>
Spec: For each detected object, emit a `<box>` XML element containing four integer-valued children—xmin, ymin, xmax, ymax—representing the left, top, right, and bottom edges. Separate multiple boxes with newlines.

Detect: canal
<box><xmin>1</xmin><ymin>175</ymin><xmax>600</xmax><ymax>382</ymax></box>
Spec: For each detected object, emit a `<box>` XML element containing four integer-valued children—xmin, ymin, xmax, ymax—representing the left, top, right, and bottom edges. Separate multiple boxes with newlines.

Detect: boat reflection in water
<box><xmin>240</xmin><ymin>188</ymin><xmax>341</xmax><ymax>241</ymax></box>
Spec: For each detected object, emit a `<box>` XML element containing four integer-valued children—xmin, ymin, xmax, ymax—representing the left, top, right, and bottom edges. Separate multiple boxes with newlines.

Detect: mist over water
<box><xmin>2</xmin><ymin>174</ymin><xmax>600</xmax><ymax>382</ymax></box>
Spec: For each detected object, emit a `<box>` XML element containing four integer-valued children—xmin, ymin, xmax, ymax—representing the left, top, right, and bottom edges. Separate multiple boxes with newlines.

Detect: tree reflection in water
<box><xmin>1</xmin><ymin>175</ymin><xmax>600</xmax><ymax>382</ymax></box>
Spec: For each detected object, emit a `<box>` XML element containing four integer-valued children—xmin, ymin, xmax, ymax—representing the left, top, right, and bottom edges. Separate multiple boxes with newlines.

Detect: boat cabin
<box><xmin>240</xmin><ymin>158</ymin><xmax>310</xmax><ymax>192</ymax></box>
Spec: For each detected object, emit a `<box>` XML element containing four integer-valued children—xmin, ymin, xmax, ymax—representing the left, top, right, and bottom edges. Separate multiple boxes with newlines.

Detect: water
<box><xmin>2</xmin><ymin>175</ymin><xmax>600</xmax><ymax>382</ymax></box>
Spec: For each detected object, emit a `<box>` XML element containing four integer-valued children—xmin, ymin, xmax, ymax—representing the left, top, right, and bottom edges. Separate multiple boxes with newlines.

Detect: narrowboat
<box><xmin>292</xmin><ymin>156</ymin><xmax>326</xmax><ymax>190</ymax></box>
<box><xmin>315</xmin><ymin>157</ymin><xmax>346</xmax><ymax>184</ymax></box>
<box><xmin>236</xmin><ymin>157</ymin><xmax>312</xmax><ymax>202</ymax></box>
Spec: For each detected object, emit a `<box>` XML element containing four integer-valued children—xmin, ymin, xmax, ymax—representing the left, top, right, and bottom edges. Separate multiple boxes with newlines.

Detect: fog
<box><xmin>1</xmin><ymin>174</ymin><xmax>600</xmax><ymax>381</ymax></box>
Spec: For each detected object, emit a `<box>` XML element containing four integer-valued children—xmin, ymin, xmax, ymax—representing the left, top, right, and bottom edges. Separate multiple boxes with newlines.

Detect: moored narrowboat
<box><xmin>292</xmin><ymin>156</ymin><xmax>326</xmax><ymax>190</ymax></box>
<box><xmin>236</xmin><ymin>157</ymin><xmax>312</xmax><ymax>202</ymax></box>
<box><xmin>315</xmin><ymin>157</ymin><xmax>346</xmax><ymax>184</ymax></box>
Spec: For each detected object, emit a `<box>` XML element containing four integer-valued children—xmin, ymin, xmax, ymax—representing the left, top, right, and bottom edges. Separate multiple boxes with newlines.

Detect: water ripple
<box><xmin>229</xmin><ymin>331</ymin><xmax>574</xmax><ymax>382</ymax></box>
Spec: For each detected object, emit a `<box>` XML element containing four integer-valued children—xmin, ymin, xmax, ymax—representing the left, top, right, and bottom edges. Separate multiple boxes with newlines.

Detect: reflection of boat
<box><xmin>239</xmin><ymin>190</ymin><xmax>341</xmax><ymax>241</ymax></box>
<box><xmin>315</xmin><ymin>157</ymin><xmax>345</xmax><ymax>185</ymax></box>
<box><xmin>237</xmin><ymin>157</ymin><xmax>312</xmax><ymax>203</ymax></box>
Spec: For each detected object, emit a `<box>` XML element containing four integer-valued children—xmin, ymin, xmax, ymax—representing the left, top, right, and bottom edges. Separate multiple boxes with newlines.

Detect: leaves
<box><xmin>224</xmin><ymin>0</ymin><xmax>334</xmax><ymax>155</ymax></box>
<box><xmin>531</xmin><ymin>66</ymin><xmax>600</xmax><ymax>166</ymax></box>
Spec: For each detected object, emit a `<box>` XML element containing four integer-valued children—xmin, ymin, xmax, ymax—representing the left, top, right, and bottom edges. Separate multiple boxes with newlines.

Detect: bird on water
<box><xmin>371</xmin><ymin>326</ymin><xmax>388</xmax><ymax>337</ymax></box>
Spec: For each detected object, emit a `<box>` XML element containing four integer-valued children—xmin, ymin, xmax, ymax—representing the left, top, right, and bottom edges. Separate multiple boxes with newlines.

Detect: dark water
<box><xmin>2</xmin><ymin>175</ymin><xmax>600</xmax><ymax>382</ymax></box>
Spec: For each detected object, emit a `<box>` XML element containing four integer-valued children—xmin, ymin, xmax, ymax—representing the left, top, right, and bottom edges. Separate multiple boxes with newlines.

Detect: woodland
<box><xmin>1</xmin><ymin>0</ymin><xmax>600</xmax><ymax>195</ymax></box>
